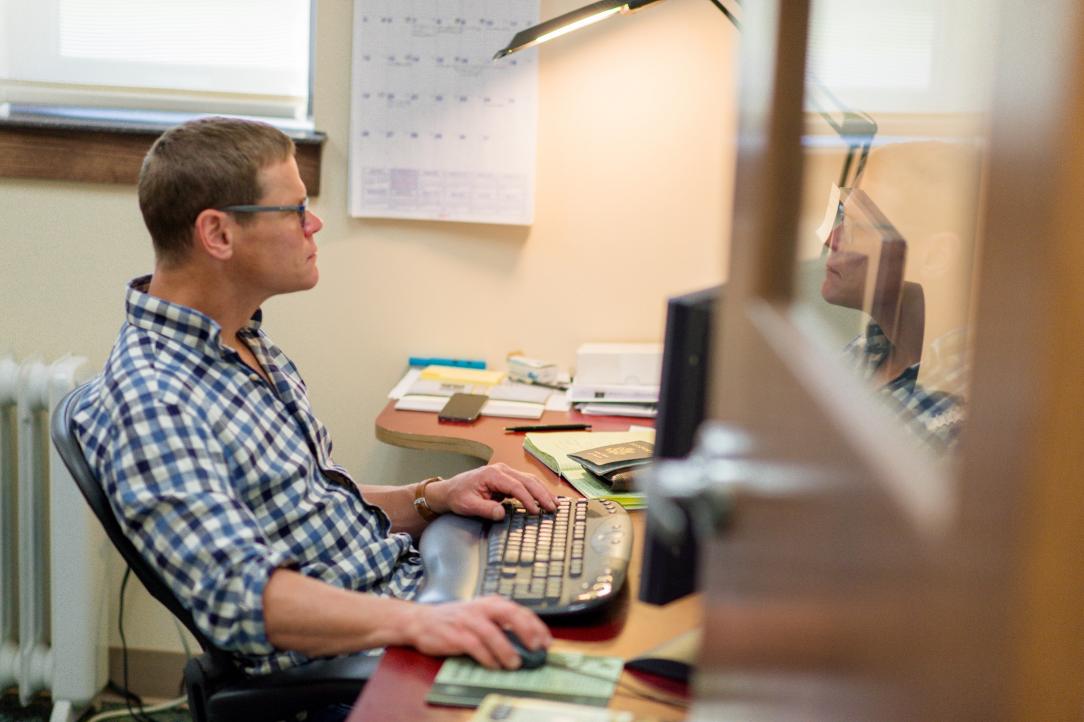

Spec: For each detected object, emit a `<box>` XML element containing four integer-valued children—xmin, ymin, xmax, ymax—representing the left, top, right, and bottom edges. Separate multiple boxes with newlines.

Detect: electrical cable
<box><xmin>171</xmin><ymin>617</ymin><xmax>194</xmax><ymax>660</ymax></box>
<box><xmin>84</xmin><ymin>695</ymin><xmax>188</xmax><ymax>722</ymax></box>
<box><xmin>104</xmin><ymin>681</ymin><xmax>143</xmax><ymax>708</ymax></box>
<box><xmin>170</xmin><ymin>615</ymin><xmax>194</xmax><ymax>697</ymax></box>
<box><xmin>116</xmin><ymin>567</ymin><xmax>156</xmax><ymax>722</ymax></box>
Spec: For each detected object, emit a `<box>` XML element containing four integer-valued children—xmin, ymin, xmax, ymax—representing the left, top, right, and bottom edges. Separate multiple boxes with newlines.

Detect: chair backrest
<box><xmin>50</xmin><ymin>380</ymin><xmax>221</xmax><ymax>658</ymax></box>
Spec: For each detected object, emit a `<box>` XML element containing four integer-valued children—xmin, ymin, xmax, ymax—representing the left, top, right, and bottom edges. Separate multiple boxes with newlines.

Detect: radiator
<box><xmin>0</xmin><ymin>355</ymin><xmax>109</xmax><ymax>722</ymax></box>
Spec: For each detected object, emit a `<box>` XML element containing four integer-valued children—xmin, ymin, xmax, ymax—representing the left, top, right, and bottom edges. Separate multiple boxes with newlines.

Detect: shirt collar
<box><xmin>125</xmin><ymin>274</ymin><xmax>263</xmax><ymax>353</ymax></box>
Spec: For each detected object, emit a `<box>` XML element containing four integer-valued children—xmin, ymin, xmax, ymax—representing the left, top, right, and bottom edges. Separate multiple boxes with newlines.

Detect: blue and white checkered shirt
<box><xmin>73</xmin><ymin>276</ymin><xmax>424</xmax><ymax>675</ymax></box>
<box><xmin>845</xmin><ymin>321</ymin><xmax>966</xmax><ymax>451</ymax></box>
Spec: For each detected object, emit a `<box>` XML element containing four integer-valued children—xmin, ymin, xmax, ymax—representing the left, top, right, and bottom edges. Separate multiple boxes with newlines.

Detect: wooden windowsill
<box><xmin>0</xmin><ymin>114</ymin><xmax>326</xmax><ymax>195</ymax></box>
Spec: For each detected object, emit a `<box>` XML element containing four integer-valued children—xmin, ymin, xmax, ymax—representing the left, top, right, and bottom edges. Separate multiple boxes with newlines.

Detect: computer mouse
<box><xmin>503</xmin><ymin>630</ymin><xmax>547</xmax><ymax>670</ymax></box>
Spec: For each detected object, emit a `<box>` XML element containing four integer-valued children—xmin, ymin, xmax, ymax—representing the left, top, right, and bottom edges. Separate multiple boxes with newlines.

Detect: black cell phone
<box><xmin>437</xmin><ymin>393</ymin><xmax>488</xmax><ymax>423</ymax></box>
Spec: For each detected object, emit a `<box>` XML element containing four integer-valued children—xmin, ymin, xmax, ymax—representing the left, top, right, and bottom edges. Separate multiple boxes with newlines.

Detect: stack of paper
<box><xmin>469</xmin><ymin>695</ymin><xmax>633</xmax><ymax>722</ymax></box>
<box><xmin>389</xmin><ymin>366</ymin><xmax>553</xmax><ymax>420</ymax></box>
<box><xmin>428</xmin><ymin>652</ymin><xmax>623</xmax><ymax>708</ymax></box>
<box><xmin>523</xmin><ymin>430</ymin><xmax>654</xmax><ymax>509</ymax></box>
<box><xmin>567</xmin><ymin>343</ymin><xmax>660</xmax><ymax>418</ymax></box>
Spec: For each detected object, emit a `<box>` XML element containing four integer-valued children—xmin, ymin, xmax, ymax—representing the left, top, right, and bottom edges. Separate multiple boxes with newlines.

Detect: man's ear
<box><xmin>193</xmin><ymin>209</ymin><xmax>235</xmax><ymax>261</ymax></box>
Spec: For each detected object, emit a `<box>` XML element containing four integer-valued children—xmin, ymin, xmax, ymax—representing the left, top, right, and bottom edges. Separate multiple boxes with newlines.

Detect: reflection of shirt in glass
<box><xmin>73</xmin><ymin>276</ymin><xmax>424</xmax><ymax>675</ymax></box>
<box><xmin>845</xmin><ymin>322</ymin><xmax>966</xmax><ymax>451</ymax></box>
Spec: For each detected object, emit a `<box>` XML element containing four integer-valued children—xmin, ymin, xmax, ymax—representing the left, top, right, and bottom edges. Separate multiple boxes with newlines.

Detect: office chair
<box><xmin>50</xmin><ymin>380</ymin><xmax>380</xmax><ymax>722</ymax></box>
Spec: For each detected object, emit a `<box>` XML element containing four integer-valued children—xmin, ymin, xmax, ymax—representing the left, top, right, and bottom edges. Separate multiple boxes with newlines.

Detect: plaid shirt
<box><xmin>845</xmin><ymin>322</ymin><xmax>966</xmax><ymax>451</ymax></box>
<box><xmin>73</xmin><ymin>276</ymin><xmax>423</xmax><ymax>675</ymax></box>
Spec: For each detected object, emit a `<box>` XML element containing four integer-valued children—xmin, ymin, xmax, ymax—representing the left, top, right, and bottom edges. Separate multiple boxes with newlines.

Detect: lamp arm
<box><xmin>705</xmin><ymin>0</ymin><xmax>741</xmax><ymax>29</ymax></box>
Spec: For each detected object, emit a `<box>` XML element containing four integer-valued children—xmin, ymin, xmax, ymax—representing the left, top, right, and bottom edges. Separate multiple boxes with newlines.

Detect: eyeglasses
<box><xmin>219</xmin><ymin>200</ymin><xmax>312</xmax><ymax>231</ymax></box>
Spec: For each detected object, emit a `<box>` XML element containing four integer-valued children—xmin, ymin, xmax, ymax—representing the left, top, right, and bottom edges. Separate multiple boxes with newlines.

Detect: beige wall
<box><xmin>0</xmin><ymin>0</ymin><xmax>736</xmax><ymax>653</ymax></box>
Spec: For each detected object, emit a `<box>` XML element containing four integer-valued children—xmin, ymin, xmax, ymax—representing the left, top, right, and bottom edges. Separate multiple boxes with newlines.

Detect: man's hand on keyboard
<box><xmin>406</xmin><ymin>595</ymin><xmax>551</xmax><ymax>670</ymax></box>
<box><xmin>428</xmin><ymin>462</ymin><xmax>558</xmax><ymax>520</ymax></box>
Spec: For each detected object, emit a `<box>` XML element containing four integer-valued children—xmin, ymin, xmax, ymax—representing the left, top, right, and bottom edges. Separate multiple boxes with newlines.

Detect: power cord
<box><xmin>93</xmin><ymin>567</ymin><xmax>187</xmax><ymax>722</ymax></box>
<box><xmin>169</xmin><ymin>616</ymin><xmax>194</xmax><ymax>697</ymax></box>
<box><xmin>84</xmin><ymin>695</ymin><xmax>188</xmax><ymax>722</ymax></box>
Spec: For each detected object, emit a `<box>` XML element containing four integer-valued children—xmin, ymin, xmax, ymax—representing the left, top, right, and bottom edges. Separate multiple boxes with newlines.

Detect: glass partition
<box><xmin>792</xmin><ymin>0</ymin><xmax>999</xmax><ymax>455</ymax></box>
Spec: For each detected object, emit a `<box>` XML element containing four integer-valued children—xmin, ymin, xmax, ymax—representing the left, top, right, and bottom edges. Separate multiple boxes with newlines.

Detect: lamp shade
<box><xmin>493</xmin><ymin>0</ymin><xmax>664</xmax><ymax>60</ymax></box>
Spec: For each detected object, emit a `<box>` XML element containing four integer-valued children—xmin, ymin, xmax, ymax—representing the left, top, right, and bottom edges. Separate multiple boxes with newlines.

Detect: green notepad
<box><xmin>523</xmin><ymin>430</ymin><xmax>654</xmax><ymax>509</ymax></box>
<box><xmin>427</xmin><ymin>652</ymin><xmax>624</xmax><ymax>708</ymax></box>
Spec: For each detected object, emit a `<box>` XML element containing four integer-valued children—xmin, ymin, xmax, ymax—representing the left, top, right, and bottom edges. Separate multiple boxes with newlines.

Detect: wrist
<box><xmin>378</xmin><ymin>596</ymin><xmax>421</xmax><ymax>648</ymax></box>
<box><xmin>412</xmin><ymin>476</ymin><xmax>445</xmax><ymax>520</ymax></box>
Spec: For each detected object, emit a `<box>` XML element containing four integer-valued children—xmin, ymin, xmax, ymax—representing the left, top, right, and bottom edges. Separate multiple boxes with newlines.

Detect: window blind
<box><xmin>806</xmin><ymin>0</ymin><xmax>997</xmax><ymax>115</ymax></box>
<box><xmin>1</xmin><ymin>0</ymin><xmax>313</xmax><ymax>124</ymax></box>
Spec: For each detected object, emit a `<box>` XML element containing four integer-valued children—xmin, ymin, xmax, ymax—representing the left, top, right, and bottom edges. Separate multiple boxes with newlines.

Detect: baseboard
<box><xmin>108</xmin><ymin>647</ymin><xmax>189</xmax><ymax>700</ymax></box>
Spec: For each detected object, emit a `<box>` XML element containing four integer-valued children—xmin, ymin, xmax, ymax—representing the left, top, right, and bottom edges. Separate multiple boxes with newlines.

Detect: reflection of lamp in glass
<box><xmin>493</xmin><ymin>0</ymin><xmax>740</xmax><ymax>60</ymax></box>
<box><xmin>806</xmin><ymin>82</ymin><xmax>878</xmax><ymax>188</ymax></box>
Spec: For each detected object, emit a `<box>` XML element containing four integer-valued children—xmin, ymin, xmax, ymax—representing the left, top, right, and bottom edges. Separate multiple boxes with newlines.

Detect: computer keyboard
<box><xmin>416</xmin><ymin>496</ymin><xmax>633</xmax><ymax>617</ymax></box>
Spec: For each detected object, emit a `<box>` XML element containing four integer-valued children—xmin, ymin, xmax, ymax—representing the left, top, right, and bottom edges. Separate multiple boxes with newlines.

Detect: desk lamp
<box><xmin>493</xmin><ymin>0</ymin><xmax>739</xmax><ymax>60</ymax></box>
<box><xmin>492</xmin><ymin>0</ymin><xmax>875</xmax><ymax>187</ymax></box>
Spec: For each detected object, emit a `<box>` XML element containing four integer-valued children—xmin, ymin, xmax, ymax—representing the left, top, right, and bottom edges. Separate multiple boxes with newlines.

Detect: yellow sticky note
<box><xmin>419</xmin><ymin>365</ymin><xmax>506</xmax><ymax>386</ymax></box>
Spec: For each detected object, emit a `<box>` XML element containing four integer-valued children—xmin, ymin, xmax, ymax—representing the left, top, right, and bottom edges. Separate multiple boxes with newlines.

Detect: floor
<box><xmin>0</xmin><ymin>691</ymin><xmax>192</xmax><ymax>721</ymax></box>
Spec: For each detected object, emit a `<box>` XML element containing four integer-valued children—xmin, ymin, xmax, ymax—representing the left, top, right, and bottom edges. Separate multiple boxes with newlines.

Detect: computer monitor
<box><xmin>638</xmin><ymin>284</ymin><xmax>723</xmax><ymax>605</ymax></box>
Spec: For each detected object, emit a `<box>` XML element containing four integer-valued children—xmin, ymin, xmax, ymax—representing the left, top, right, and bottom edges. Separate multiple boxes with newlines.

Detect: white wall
<box><xmin>0</xmin><ymin>0</ymin><xmax>736</xmax><ymax>654</ymax></box>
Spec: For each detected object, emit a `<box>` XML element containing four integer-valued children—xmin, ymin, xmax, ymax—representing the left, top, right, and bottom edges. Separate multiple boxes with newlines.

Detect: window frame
<box><xmin>0</xmin><ymin>0</ymin><xmax>323</xmax><ymax>189</ymax></box>
<box><xmin>0</xmin><ymin>113</ymin><xmax>326</xmax><ymax>194</ymax></box>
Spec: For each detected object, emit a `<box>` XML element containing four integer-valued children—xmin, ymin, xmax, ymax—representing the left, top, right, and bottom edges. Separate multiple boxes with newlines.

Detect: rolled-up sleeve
<box><xmin>103</xmin><ymin>400</ymin><xmax>295</xmax><ymax>655</ymax></box>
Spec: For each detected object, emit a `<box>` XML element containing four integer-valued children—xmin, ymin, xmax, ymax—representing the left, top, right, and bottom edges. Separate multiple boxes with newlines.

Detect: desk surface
<box><xmin>349</xmin><ymin>403</ymin><xmax>700</xmax><ymax>722</ymax></box>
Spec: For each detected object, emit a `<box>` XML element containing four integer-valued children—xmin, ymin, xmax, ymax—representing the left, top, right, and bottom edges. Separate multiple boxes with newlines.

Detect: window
<box><xmin>805</xmin><ymin>0</ymin><xmax>997</xmax><ymax>115</ymax></box>
<box><xmin>0</xmin><ymin>0</ymin><xmax>315</xmax><ymax>128</ymax></box>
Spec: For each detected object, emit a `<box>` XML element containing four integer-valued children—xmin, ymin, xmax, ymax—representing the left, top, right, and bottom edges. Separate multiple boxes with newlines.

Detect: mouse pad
<box><xmin>427</xmin><ymin>652</ymin><xmax>623</xmax><ymax>708</ymax></box>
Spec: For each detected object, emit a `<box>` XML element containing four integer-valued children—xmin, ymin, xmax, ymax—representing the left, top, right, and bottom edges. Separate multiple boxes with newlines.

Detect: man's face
<box><xmin>821</xmin><ymin>190</ymin><xmax>907</xmax><ymax>320</ymax></box>
<box><xmin>821</xmin><ymin>210</ymin><xmax>872</xmax><ymax>310</ymax></box>
<box><xmin>232</xmin><ymin>156</ymin><xmax>323</xmax><ymax>297</ymax></box>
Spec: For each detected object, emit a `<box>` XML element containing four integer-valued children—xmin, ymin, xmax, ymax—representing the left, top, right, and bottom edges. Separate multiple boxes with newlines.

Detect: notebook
<box><xmin>522</xmin><ymin>430</ymin><xmax>654</xmax><ymax>509</ymax></box>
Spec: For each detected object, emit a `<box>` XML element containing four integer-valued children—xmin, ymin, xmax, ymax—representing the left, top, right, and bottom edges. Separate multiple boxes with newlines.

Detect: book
<box><xmin>427</xmin><ymin>652</ymin><xmax>623</xmax><ymax>708</ymax></box>
<box><xmin>522</xmin><ymin>430</ymin><xmax>654</xmax><ymax>509</ymax></box>
<box><xmin>568</xmin><ymin>440</ymin><xmax>654</xmax><ymax>493</ymax></box>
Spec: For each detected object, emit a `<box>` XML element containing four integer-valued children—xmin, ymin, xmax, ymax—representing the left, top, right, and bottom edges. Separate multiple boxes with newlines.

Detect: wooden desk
<box><xmin>348</xmin><ymin>403</ymin><xmax>700</xmax><ymax>722</ymax></box>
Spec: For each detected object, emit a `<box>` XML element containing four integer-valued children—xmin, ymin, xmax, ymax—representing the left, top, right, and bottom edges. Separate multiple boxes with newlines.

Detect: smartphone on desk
<box><xmin>438</xmin><ymin>393</ymin><xmax>488</xmax><ymax>423</ymax></box>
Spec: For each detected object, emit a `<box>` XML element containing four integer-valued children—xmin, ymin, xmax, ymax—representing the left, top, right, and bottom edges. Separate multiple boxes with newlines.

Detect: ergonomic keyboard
<box><xmin>416</xmin><ymin>496</ymin><xmax>633</xmax><ymax>617</ymax></box>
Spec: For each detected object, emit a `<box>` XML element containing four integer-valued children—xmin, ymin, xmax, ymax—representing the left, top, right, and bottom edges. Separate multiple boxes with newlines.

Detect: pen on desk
<box><xmin>504</xmin><ymin>423</ymin><xmax>592</xmax><ymax>433</ymax></box>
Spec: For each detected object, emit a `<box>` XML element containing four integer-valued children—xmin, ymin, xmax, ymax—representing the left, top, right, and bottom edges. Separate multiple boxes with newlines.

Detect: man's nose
<box><xmin>306</xmin><ymin>210</ymin><xmax>324</xmax><ymax>235</ymax></box>
<box><xmin>826</xmin><ymin>224</ymin><xmax>843</xmax><ymax>251</ymax></box>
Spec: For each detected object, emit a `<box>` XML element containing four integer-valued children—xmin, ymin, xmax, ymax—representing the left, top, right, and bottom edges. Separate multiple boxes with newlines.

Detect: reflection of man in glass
<box><xmin>822</xmin><ymin>187</ymin><xmax>965</xmax><ymax>451</ymax></box>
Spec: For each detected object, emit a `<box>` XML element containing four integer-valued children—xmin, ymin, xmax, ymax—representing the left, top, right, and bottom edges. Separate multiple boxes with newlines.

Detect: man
<box><xmin>821</xmin><ymin>183</ymin><xmax>964</xmax><ymax>451</ymax></box>
<box><xmin>73</xmin><ymin>117</ymin><xmax>555</xmax><ymax>680</ymax></box>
